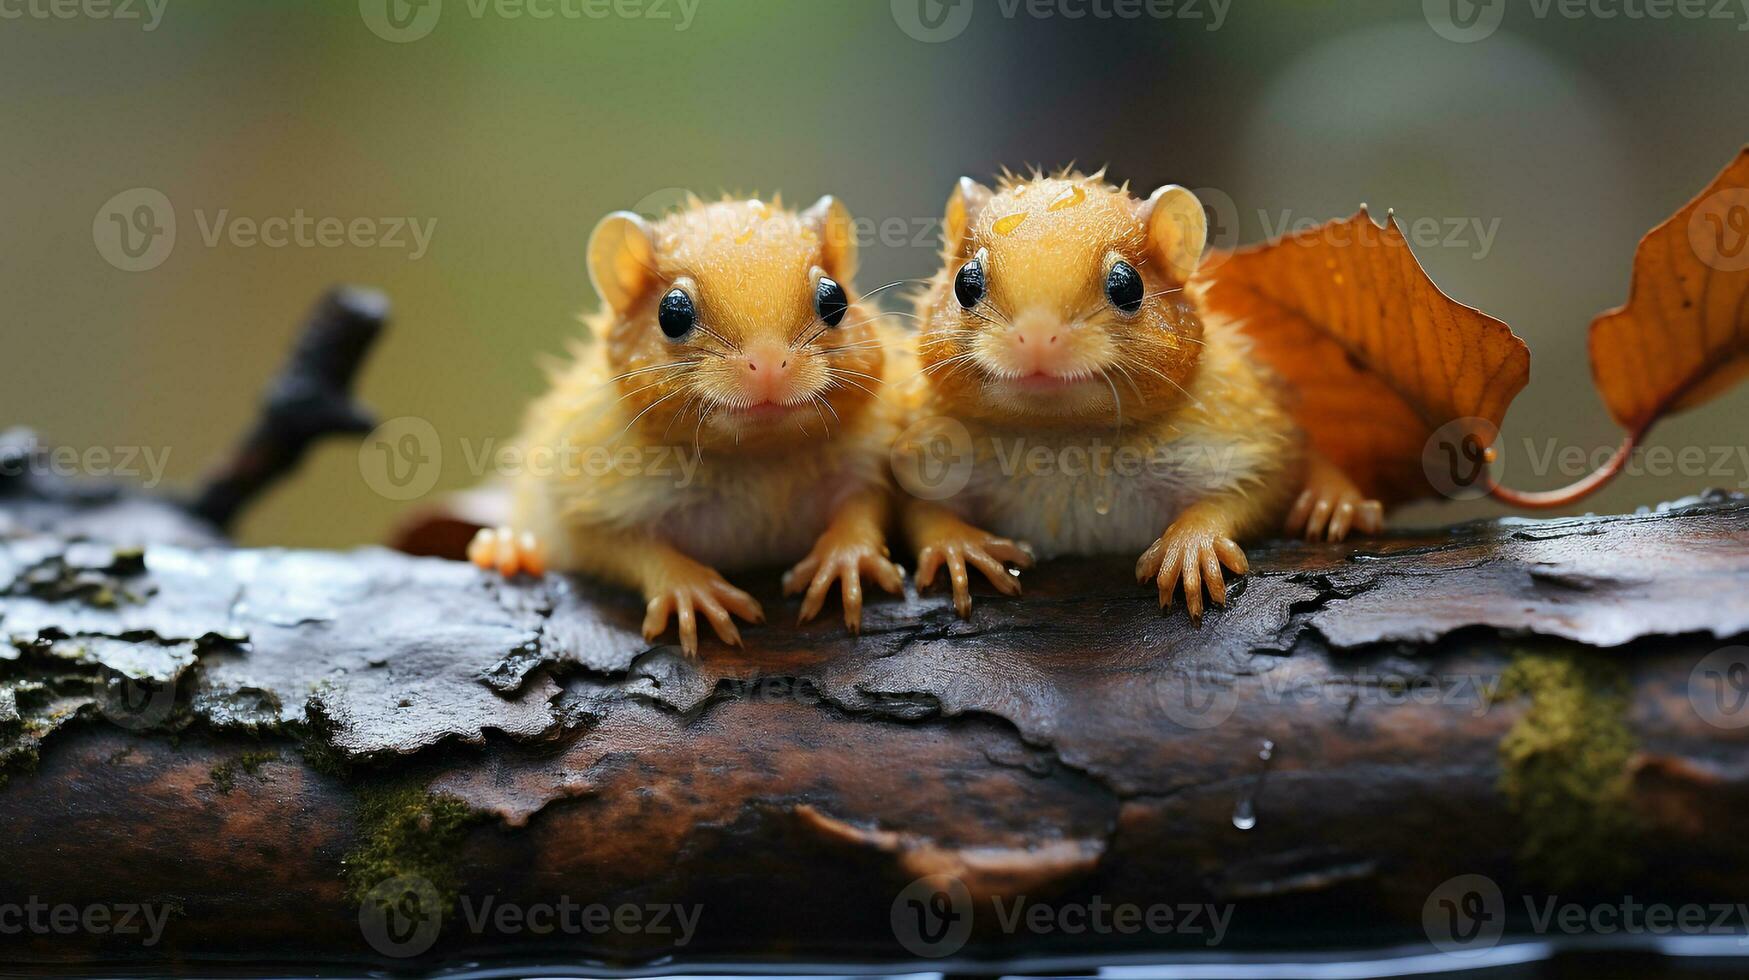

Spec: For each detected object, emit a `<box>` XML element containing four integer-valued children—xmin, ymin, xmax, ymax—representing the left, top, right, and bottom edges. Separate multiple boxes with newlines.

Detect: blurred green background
<box><xmin>3</xmin><ymin>0</ymin><xmax>1745</xmax><ymax>547</ymax></box>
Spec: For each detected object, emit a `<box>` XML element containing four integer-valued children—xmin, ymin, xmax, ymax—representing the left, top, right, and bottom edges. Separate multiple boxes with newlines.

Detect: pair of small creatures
<box><xmin>467</xmin><ymin>171</ymin><xmax>1384</xmax><ymax>655</ymax></box>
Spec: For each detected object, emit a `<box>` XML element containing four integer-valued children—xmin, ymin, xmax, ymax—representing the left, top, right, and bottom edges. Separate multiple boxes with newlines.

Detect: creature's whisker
<box><xmin>603</xmin><ymin>359</ymin><xmax>701</xmax><ymax>387</ymax></box>
<box><xmin>815</xmin><ymin>341</ymin><xmax>885</xmax><ymax>356</ymax></box>
<box><xmin>857</xmin><ymin>279</ymin><xmax>925</xmax><ymax>301</ymax></box>
<box><xmin>609</xmin><ymin>375</ymin><xmax>688</xmax><ymax>409</ymax></box>
<box><xmin>663</xmin><ymin>392</ymin><xmax>704</xmax><ymax>441</ymax></box>
<box><xmin>810</xmin><ymin>391</ymin><xmax>840</xmax><ymax>434</ymax></box>
<box><xmin>612</xmin><ymin>386</ymin><xmax>687</xmax><ymax>444</ymax></box>
<box><xmin>827</xmin><ymin>374</ymin><xmax>885</xmax><ymax>403</ymax></box>
<box><xmin>1098</xmin><ymin>365</ymin><xmax>1124</xmax><ymax>433</ymax></box>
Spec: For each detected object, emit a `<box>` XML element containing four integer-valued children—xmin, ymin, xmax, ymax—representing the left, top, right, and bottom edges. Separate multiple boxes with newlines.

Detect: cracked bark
<box><xmin>4</xmin><ymin>474</ymin><xmax>1749</xmax><ymax>974</ymax></box>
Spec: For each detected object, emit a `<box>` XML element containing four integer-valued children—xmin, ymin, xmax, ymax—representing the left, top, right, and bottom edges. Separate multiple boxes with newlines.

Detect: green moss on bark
<box><xmin>1496</xmin><ymin>648</ymin><xmax>1641</xmax><ymax>889</ymax></box>
<box><xmin>342</xmin><ymin>783</ymin><xmax>480</xmax><ymax>918</ymax></box>
<box><xmin>209</xmin><ymin>750</ymin><xmax>278</xmax><ymax>795</ymax></box>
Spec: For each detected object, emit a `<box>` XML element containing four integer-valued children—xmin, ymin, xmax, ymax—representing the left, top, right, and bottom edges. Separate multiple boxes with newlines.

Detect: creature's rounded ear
<box><xmin>587</xmin><ymin>211</ymin><xmax>659</xmax><ymax>316</ymax></box>
<box><xmin>1141</xmin><ymin>185</ymin><xmax>1208</xmax><ymax>285</ymax></box>
<box><xmin>803</xmin><ymin>195</ymin><xmax>858</xmax><ymax>281</ymax></box>
<box><xmin>943</xmin><ymin>176</ymin><xmax>992</xmax><ymax>255</ymax></box>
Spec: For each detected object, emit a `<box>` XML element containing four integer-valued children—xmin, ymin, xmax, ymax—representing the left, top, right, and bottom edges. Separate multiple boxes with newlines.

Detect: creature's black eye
<box><xmin>815</xmin><ymin>276</ymin><xmax>848</xmax><ymax>327</ymax></box>
<box><xmin>657</xmin><ymin>288</ymin><xmax>696</xmax><ymax>340</ymax></box>
<box><xmin>954</xmin><ymin>257</ymin><xmax>986</xmax><ymax>309</ymax></box>
<box><xmin>1105</xmin><ymin>260</ymin><xmax>1144</xmax><ymax>314</ymax></box>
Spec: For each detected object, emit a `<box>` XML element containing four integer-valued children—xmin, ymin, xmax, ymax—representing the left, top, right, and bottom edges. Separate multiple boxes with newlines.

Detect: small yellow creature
<box><xmin>901</xmin><ymin>170</ymin><xmax>1384</xmax><ymax>622</ymax></box>
<box><xmin>470</xmin><ymin>195</ymin><xmax>905</xmax><ymax>654</ymax></box>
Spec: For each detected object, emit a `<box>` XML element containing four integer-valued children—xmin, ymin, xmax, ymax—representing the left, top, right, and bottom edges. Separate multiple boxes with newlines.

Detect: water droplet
<box><xmin>1094</xmin><ymin>495</ymin><xmax>1111</xmax><ymax>516</ymax></box>
<box><xmin>1232</xmin><ymin>738</ymin><xmax>1276</xmax><ymax>832</ymax></box>
<box><xmin>1047</xmin><ymin>185</ymin><xmax>1086</xmax><ymax>212</ymax></box>
<box><xmin>993</xmin><ymin>211</ymin><xmax>1028</xmax><ymax>236</ymax></box>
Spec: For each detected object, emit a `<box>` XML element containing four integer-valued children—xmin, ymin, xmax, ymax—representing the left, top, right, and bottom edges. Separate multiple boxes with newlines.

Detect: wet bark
<box><xmin>3</xmin><ymin>479</ymin><xmax>1748</xmax><ymax>976</ymax></box>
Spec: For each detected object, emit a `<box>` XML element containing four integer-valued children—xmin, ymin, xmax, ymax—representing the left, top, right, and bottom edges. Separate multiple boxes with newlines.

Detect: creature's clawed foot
<box><xmin>915</xmin><ymin>521</ymin><xmax>1033</xmax><ymax>618</ymax></box>
<box><xmin>468</xmin><ymin>526</ymin><xmax>547</xmax><ymax>578</ymax></box>
<box><xmin>1136</xmin><ymin>514</ymin><xmax>1248</xmax><ymax>626</ymax></box>
<box><xmin>784</xmin><ymin>535</ymin><xmax>904</xmax><ymax>634</ymax></box>
<box><xmin>643</xmin><ymin>558</ymin><xmax>764</xmax><ymax>657</ymax></box>
<box><xmin>1286</xmin><ymin>454</ymin><xmax>1384</xmax><ymax>542</ymax></box>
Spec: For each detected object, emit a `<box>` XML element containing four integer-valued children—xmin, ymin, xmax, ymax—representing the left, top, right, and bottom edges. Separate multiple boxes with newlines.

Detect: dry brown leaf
<box><xmin>1590</xmin><ymin>147</ymin><xmax>1749</xmax><ymax>435</ymax></box>
<box><xmin>1192</xmin><ymin>208</ymin><xmax>1530</xmax><ymax>505</ymax></box>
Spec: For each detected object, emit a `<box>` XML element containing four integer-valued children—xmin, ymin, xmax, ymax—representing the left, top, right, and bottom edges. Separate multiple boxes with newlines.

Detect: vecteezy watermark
<box><xmin>0</xmin><ymin>442</ymin><xmax>172</xmax><ymax>488</ymax></box>
<box><xmin>1423</xmin><ymin>417</ymin><xmax>1503</xmax><ymax>501</ymax></box>
<box><xmin>891</xmin><ymin>874</ymin><xmax>1232</xmax><ymax>958</ymax></box>
<box><xmin>358</xmin><ymin>416</ymin><xmax>443</xmax><ymax>502</ymax></box>
<box><xmin>91</xmin><ymin>669</ymin><xmax>181</xmax><ymax>730</ymax></box>
<box><xmin>1424</xmin><ymin>874</ymin><xmax>1749</xmax><ymax>954</ymax></box>
<box><xmin>358</xmin><ymin>875</ymin><xmax>444</xmax><ymax>958</ymax></box>
<box><xmin>1689</xmin><ymin>187</ymin><xmax>1749</xmax><ymax>273</ymax></box>
<box><xmin>1259</xmin><ymin>209</ymin><xmax>1503</xmax><ymax>261</ymax></box>
<box><xmin>93</xmin><ymin>188</ymin><xmax>436</xmax><ymax>272</ymax></box>
<box><xmin>892</xmin><ymin>0</ymin><xmax>1229</xmax><ymax>43</ymax></box>
<box><xmin>890</xmin><ymin>416</ymin><xmax>1244</xmax><ymax>504</ymax></box>
<box><xmin>1256</xmin><ymin>669</ymin><xmax>1504</xmax><ymax>718</ymax></box>
<box><xmin>1689</xmin><ymin>646</ymin><xmax>1749</xmax><ymax>730</ymax></box>
<box><xmin>92</xmin><ymin>188</ymin><xmax>176</xmax><ymax>273</ymax></box>
<box><xmin>1518</xmin><ymin>438</ymin><xmax>1749</xmax><ymax>489</ymax></box>
<box><xmin>359</xmin><ymin>0</ymin><xmax>699</xmax><ymax>43</ymax></box>
<box><xmin>357</xmin><ymin>874</ymin><xmax>703</xmax><ymax>959</ymax></box>
<box><xmin>1423</xmin><ymin>874</ymin><xmax>1507</xmax><ymax>955</ymax></box>
<box><xmin>358</xmin><ymin>417</ymin><xmax>709</xmax><ymax>502</ymax></box>
<box><xmin>0</xmin><ymin>0</ymin><xmax>168</xmax><ymax>30</ymax></box>
<box><xmin>0</xmin><ymin>898</ymin><xmax>174</xmax><ymax>947</ymax></box>
<box><xmin>1428</xmin><ymin>426</ymin><xmax>1749</xmax><ymax>502</ymax></box>
<box><xmin>891</xmin><ymin>416</ymin><xmax>974</xmax><ymax>502</ymax></box>
<box><xmin>632</xmin><ymin>187</ymin><xmax>948</xmax><ymax>256</ymax></box>
<box><xmin>1154</xmin><ymin>669</ymin><xmax>1241</xmax><ymax>731</ymax></box>
<box><xmin>1425</xmin><ymin>0</ymin><xmax>1749</xmax><ymax>42</ymax></box>
<box><xmin>1156</xmin><ymin>666</ymin><xmax>1507</xmax><ymax>733</ymax></box>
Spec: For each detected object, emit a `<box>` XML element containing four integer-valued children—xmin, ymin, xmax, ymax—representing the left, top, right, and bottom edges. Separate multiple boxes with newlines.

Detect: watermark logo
<box><xmin>1426</xmin><ymin>0</ymin><xmax>1749</xmax><ymax>42</ymax></box>
<box><xmin>92</xmin><ymin>670</ymin><xmax>179</xmax><ymax>731</ymax></box>
<box><xmin>891</xmin><ymin>873</ymin><xmax>974</xmax><ymax>958</ymax></box>
<box><xmin>359</xmin><ymin>0</ymin><xmax>442</xmax><ymax>42</ymax></box>
<box><xmin>1423</xmin><ymin>417</ymin><xmax>1502</xmax><ymax>500</ymax></box>
<box><xmin>892</xmin><ymin>416</ymin><xmax>975</xmax><ymax>501</ymax></box>
<box><xmin>358</xmin><ymin>874</ymin><xmax>443</xmax><ymax>958</ymax></box>
<box><xmin>1690</xmin><ymin>646</ymin><xmax>1749</xmax><ymax>730</ymax></box>
<box><xmin>0</xmin><ymin>443</ymin><xmax>171</xmax><ymax>488</ymax></box>
<box><xmin>1193</xmin><ymin>185</ymin><xmax>1241</xmax><ymax>274</ymax></box>
<box><xmin>892</xmin><ymin>0</ymin><xmax>975</xmax><ymax>42</ymax></box>
<box><xmin>1423</xmin><ymin>873</ymin><xmax>1507</xmax><ymax>954</ymax></box>
<box><xmin>361</xmin><ymin>0</ymin><xmax>698</xmax><ymax>41</ymax></box>
<box><xmin>360</xmin><ymin>416</ymin><xmax>443</xmax><ymax>501</ymax></box>
<box><xmin>1689</xmin><ymin>187</ymin><xmax>1749</xmax><ymax>273</ymax></box>
<box><xmin>1423</xmin><ymin>0</ymin><xmax>1506</xmax><ymax>42</ymax></box>
<box><xmin>0</xmin><ymin>898</ymin><xmax>173</xmax><ymax>947</ymax></box>
<box><xmin>895</xmin><ymin>0</ymin><xmax>1229</xmax><ymax>40</ymax></box>
<box><xmin>94</xmin><ymin>189</ymin><xmax>434</xmax><ymax>269</ymax></box>
<box><xmin>0</xmin><ymin>0</ymin><xmax>168</xmax><ymax>30</ymax></box>
<box><xmin>93</xmin><ymin>188</ymin><xmax>176</xmax><ymax>273</ymax></box>
<box><xmin>1155</xmin><ymin>669</ymin><xmax>1240</xmax><ymax>730</ymax></box>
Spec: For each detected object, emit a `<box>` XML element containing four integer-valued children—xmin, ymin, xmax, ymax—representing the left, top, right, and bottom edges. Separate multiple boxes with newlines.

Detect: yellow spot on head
<box><xmin>993</xmin><ymin>211</ymin><xmax>1029</xmax><ymax>236</ymax></box>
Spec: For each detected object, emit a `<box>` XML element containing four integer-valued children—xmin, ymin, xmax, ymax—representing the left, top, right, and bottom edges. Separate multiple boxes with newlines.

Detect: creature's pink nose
<box><xmin>1007</xmin><ymin>313</ymin><xmax>1065</xmax><ymax>376</ymax></box>
<box><xmin>740</xmin><ymin>342</ymin><xmax>793</xmax><ymax>404</ymax></box>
